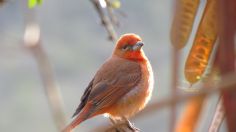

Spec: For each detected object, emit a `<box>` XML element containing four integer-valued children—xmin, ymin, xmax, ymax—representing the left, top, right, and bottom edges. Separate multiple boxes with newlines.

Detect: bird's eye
<box><xmin>122</xmin><ymin>45</ymin><xmax>130</xmax><ymax>51</ymax></box>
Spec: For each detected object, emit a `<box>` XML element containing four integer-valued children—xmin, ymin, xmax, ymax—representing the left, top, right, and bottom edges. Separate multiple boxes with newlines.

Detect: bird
<box><xmin>63</xmin><ymin>33</ymin><xmax>154</xmax><ymax>132</ymax></box>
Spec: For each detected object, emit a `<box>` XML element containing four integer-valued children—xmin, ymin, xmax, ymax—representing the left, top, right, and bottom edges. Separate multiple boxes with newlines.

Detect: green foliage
<box><xmin>28</xmin><ymin>0</ymin><xmax>42</xmax><ymax>8</ymax></box>
<box><xmin>110</xmin><ymin>0</ymin><xmax>121</xmax><ymax>9</ymax></box>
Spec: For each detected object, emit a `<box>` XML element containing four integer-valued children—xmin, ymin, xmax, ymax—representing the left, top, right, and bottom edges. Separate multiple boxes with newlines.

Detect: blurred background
<box><xmin>0</xmin><ymin>0</ymin><xmax>225</xmax><ymax>132</ymax></box>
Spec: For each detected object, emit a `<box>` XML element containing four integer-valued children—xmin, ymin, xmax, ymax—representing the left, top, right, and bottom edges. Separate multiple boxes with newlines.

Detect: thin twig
<box><xmin>105</xmin><ymin>0</ymin><xmax>119</xmax><ymax>27</ymax></box>
<box><xmin>22</xmin><ymin>5</ymin><xmax>66</xmax><ymax>131</ymax></box>
<box><xmin>92</xmin><ymin>73</ymin><xmax>236</xmax><ymax>132</ymax></box>
<box><xmin>30</xmin><ymin>44</ymin><xmax>67</xmax><ymax>130</ymax></box>
<box><xmin>90</xmin><ymin>0</ymin><xmax>118</xmax><ymax>41</ymax></box>
<box><xmin>208</xmin><ymin>98</ymin><xmax>225</xmax><ymax>132</ymax></box>
<box><xmin>170</xmin><ymin>48</ymin><xmax>180</xmax><ymax>132</ymax></box>
<box><xmin>208</xmin><ymin>47</ymin><xmax>225</xmax><ymax>132</ymax></box>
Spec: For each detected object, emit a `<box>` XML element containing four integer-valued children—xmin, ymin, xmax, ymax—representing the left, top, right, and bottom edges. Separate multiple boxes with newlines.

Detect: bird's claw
<box><xmin>125</xmin><ymin>120</ymin><xmax>140</xmax><ymax>132</ymax></box>
<box><xmin>107</xmin><ymin>121</ymin><xmax>140</xmax><ymax>132</ymax></box>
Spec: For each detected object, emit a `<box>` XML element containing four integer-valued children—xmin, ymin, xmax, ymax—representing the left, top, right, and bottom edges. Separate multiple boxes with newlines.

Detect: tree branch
<box><xmin>22</xmin><ymin>5</ymin><xmax>66</xmax><ymax>131</ymax></box>
<box><xmin>208</xmin><ymin>98</ymin><xmax>225</xmax><ymax>132</ymax></box>
<box><xmin>90</xmin><ymin>0</ymin><xmax>118</xmax><ymax>41</ymax></box>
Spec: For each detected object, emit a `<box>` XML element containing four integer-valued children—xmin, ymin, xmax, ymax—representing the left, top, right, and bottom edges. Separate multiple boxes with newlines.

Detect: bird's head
<box><xmin>113</xmin><ymin>33</ymin><xmax>147</xmax><ymax>61</ymax></box>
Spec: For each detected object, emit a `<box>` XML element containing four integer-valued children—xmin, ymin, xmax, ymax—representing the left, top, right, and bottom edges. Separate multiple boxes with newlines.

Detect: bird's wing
<box><xmin>72</xmin><ymin>79</ymin><xmax>94</xmax><ymax>117</ymax></box>
<box><xmin>89</xmin><ymin>58</ymin><xmax>142</xmax><ymax>112</ymax></box>
<box><xmin>72</xmin><ymin>58</ymin><xmax>142</xmax><ymax>117</ymax></box>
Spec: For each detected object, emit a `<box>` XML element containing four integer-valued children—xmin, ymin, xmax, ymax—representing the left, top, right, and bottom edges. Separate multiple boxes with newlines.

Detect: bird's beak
<box><xmin>132</xmin><ymin>41</ymin><xmax>144</xmax><ymax>51</ymax></box>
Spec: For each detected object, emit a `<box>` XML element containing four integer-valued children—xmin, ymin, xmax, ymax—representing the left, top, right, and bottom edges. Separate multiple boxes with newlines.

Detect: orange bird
<box><xmin>63</xmin><ymin>33</ymin><xmax>154</xmax><ymax>132</ymax></box>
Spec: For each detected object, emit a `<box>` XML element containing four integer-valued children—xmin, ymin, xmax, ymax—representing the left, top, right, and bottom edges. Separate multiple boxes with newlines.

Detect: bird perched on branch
<box><xmin>63</xmin><ymin>33</ymin><xmax>154</xmax><ymax>132</ymax></box>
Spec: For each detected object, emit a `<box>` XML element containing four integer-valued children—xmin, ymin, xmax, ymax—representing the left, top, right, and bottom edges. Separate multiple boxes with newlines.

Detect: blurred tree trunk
<box><xmin>217</xmin><ymin>0</ymin><xmax>236</xmax><ymax>131</ymax></box>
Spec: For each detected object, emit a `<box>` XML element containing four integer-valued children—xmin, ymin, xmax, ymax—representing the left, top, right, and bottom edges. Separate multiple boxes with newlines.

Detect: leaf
<box><xmin>170</xmin><ymin>0</ymin><xmax>200</xmax><ymax>49</ymax></box>
<box><xmin>28</xmin><ymin>0</ymin><xmax>42</xmax><ymax>9</ymax></box>
<box><xmin>111</xmin><ymin>0</ymin><xmax>121</xmax><ymax>9</ymax></box>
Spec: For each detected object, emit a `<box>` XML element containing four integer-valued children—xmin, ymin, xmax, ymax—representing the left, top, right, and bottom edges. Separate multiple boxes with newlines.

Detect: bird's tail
<box><xmin>62</xmin><ymin>105</ymin><xmax>93</xmax><ymax>132</ymax></box>
<box><xmin>62</xmin><ymin>116</ymin><xmax>84</xmax><ymax>132</ymax></box>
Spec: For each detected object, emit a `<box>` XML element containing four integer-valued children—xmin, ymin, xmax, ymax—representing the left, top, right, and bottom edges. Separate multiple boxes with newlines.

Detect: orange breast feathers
<box><xmin>107</xmin><ymin>59</ymin><xmax>154</xmax><ymax>119</ymax></box>
<box><xmin>63</xmin><ymin>33</ymin><xmax>154</xmax><ymax>132</ymax></box>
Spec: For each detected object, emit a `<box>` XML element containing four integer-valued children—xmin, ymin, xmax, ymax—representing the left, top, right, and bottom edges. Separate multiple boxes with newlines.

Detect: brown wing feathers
<box><xmin>72</xmin><ymin>79</ymin><xmax>94</xmax><ymax>117</ymax></box>
<box><xmin>72</xmin><ymin>58</ymin><xmax>142</xmax><ymax>118</ymax></box>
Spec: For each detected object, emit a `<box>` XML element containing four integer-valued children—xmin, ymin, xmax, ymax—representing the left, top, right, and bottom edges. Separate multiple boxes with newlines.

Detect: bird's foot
<box><xmin>107</xmin><ymin>117</ymin><xmax>140</xmax><ymax>132</ymax></box>
<box><xmin>108</xmin><ymin>117</ymin><xmax>125</xmax><ymax>132</ymax></box>
<box><xmin>125</xmin><ymin>120</ymin><xmax>140</xmax><ymax>132</ymax></box>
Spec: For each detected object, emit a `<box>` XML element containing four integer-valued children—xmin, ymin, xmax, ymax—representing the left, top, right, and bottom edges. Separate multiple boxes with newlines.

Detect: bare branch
<box><xmin>22</xmin><ymin>6</ymin><xmax>66</xmax><ymax>131</ymax></box>
<box><xmin>169</xmin><ymin>48</ymin><xmax>180</xmax><ymax>132</ymax></box>
<box><xmin>208</xmin><ymin>98</ymin><xmax>225</xmax><ymax>132</ymax></box>
<box><xmin>105</xmin><ymin>0</ymin><xmax>119</xmax><ymax>27</ymax></box>
<box><xmin>90</xmin><ymin>0</ymin><xmax>118</xmax><ymax>41</ymax></box>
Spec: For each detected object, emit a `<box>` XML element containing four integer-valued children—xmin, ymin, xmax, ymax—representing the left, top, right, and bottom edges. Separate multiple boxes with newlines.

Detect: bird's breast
<box><xmin>108</xmin><ymin>61</ymin><xmax>154</xmax><ymax>119</ymax></box>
